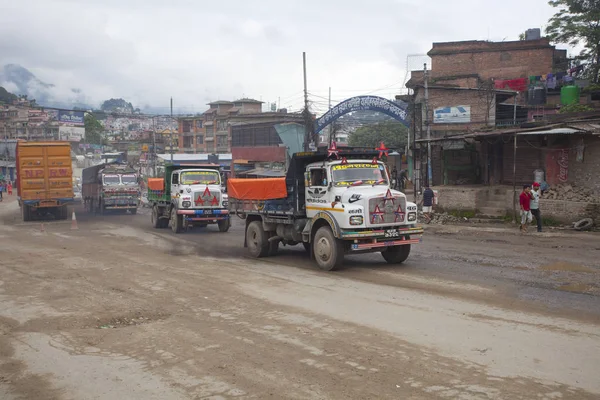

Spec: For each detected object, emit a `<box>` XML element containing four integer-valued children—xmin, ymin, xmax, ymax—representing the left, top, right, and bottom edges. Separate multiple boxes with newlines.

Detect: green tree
<box><xmin>546</xmin><ymin>0</ymin><xmax>600</xmax><ymax>83</ymax></box>
<box><xmin>348</xmin><ymin>121</ymin><xmax>408</xmax><ymax>150</ymax></box>
<box><xmin>84</xmin><ymin>113</ymin><xmax>104</xmax><ymax>144</ymax></box>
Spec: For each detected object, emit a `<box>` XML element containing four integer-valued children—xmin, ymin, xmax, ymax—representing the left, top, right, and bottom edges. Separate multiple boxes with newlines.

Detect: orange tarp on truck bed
<box><xmin>148</xmin><ymin>178</ymin><xmax>165</xmax><ymax>191</ymax></box>
<box><xmin>228</xmin><ymin>178</ymin><xmax>287</xmax><ymax>200</ymax></box>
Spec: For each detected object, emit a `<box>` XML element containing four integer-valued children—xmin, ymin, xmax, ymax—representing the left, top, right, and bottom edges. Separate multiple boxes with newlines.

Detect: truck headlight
<box><xmin>349</xmin><ymin>216</ymin><xmax>363</xmax><ymax>225</ymax></box>
<box><xmin>407</xmin><ymin>212</ymin><xmax>417</xmax><ymax>222</ymax></box>
<box><xmin>182</xmin><ymin>201</ymin><xmax>191</xmax><ymax>208</ymax></box>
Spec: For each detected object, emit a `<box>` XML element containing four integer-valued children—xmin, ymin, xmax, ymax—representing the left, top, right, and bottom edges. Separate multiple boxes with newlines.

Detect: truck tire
<box><xmin>246</xmin><ymin>221</ymin><xmax>269</xmax><ymax>258</ymax></box>
<box><xmin>170</xmin><ymin>207</ymin><xmax>183</xmax><ymax>233</ymax></box>
<box><xmin>130</xmin><ymin>208</ymin><xmax>137</xmax><ymax>215</ymax></box>
<box><xmin>61</xmin><ymin>205</ymin><xmax>69</xmax><ymax>220</ymax></box>
<box><xmin>313</xmin><ymin>226</ymin><xmax>344</xmax><ymax>271</ymax></box>
<box><xmin>381</xmin><ymin>244</ymin><xmax>411</xmax><ymax>264</ymax></box>
<box><xmin>218</xmin><ymin>218</ymin><xmax>230</xmax><ymax>232</ymax></box>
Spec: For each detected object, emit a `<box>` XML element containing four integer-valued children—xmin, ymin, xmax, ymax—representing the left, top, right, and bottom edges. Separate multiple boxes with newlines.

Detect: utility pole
<box><xmin>152</xmin><ymin>117</ymin><xmax>157</xmax><ymax>177</ymax></box>
<box><xmin>302</xmin><ymin>52</ymin><xmax>312</xmax><ymax>151</ymax></box>
<box><xmin>424</xmin><ymin>63</ymin><xmax>432</xmax><ymax>187</ymax></box>
<box><xmin>170</xmin><ymin>97</ymin><xmax>174</xmax><ymax>163</ymax></box>
<box><xmin>327</xmin><ymin>87</ymin><xmax>332</xmax><ymax>146</ymax></box>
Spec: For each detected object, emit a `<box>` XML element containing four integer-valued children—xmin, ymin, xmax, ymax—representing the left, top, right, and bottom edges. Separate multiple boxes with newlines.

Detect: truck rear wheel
<box><xmin>218</xmin><ymin>218</ymin><xmax>230</xmax><ymax>232</ymax></box>
<box><xmin>130</xmin><ymin>208</ymin><xmax>137</xmax><ymax>215</ymax></box>
<box><xmin>246</xmin><ymin>221</ymin><xmax>269</xmax><ymax>258</ymax></box>
<box><xmin>381</xmin><ymin>244</ymin><xmax>411</xmax><ymax>264</ymax></box>
<box><xmin>313</xmin><ymin>226</ymin><xmax>344</xmax><ymax>271</ymax></box>
<box><xmin>170</xmin><ymin>207</ymin><xmax>183</xmax><ymax>233</ymax></box>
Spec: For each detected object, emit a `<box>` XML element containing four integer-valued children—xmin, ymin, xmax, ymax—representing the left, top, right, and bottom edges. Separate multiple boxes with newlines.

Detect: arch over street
<box><xmin>314</xmin><ymin>95</ymin><xmax>409</xmax><ymax>134</ymax></box>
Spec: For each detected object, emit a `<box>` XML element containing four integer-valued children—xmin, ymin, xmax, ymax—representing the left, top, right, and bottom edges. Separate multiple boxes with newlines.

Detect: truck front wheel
<box><xmin>170</xmin><ymin>207</ymin><xmax>183</xmax><ymax>233</ymax></box>
<box><xmin>246</xmin><ymin>221</ymin><xmax>269</xmax><ymax>258</ymax></box>
<box><xmin>218</xmin><ymin>218</ymin><xmax>230</xmax><ymax>232</ymax></box>
<box><xmin>313</xmin><ymin>226</ymin><xmax>344</xmax><ymax>271</ymax></box>
<box><xmin>381</xmin><ymin>244</ymin><xmax>411</xmax><ymax>264</ymax></box>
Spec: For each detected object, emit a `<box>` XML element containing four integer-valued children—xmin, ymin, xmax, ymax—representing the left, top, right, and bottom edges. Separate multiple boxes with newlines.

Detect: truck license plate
<box><xmin>384</xmin><ymin>229</ymin><xmax>399</xmax><ymax>238</ymax></box>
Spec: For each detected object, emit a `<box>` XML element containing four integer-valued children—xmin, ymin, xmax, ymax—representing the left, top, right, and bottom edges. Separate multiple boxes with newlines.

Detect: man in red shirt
<box><xmin>519</xmin><ymin>184</ymin><xmax>533</xmax><ymax>232</ymax></box>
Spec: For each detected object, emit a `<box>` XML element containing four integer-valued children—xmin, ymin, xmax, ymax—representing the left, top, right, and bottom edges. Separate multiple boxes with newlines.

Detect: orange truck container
<box><xmin>16</xmin><ymin>141</ymin><xmax>74</xmax><ymax>221</ymax></box>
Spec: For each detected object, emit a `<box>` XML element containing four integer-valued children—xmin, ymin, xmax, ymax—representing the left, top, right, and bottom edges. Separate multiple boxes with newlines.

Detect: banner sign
<box><xmin>58</xmin><ymin>110</ymin><xmax>85</xmax><ymax>125</ymax></box>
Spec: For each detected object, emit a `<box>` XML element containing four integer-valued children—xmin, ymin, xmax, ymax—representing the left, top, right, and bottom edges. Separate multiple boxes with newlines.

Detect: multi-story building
<box><xmin>405</xmin><ymin>34</ymin><xmax>569</xmax><ymax>187</ymax></box>
<box><xmin>177</xmin><ymin>98</ymin><xmax>265</xmax><ymax>154</ymax></box>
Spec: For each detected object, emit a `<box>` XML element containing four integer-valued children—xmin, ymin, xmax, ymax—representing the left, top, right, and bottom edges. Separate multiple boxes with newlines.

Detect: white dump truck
<box><xmin>228</xmin><ymin>148</ymin><xmax>423</xmax><ymax>270</ymax></box>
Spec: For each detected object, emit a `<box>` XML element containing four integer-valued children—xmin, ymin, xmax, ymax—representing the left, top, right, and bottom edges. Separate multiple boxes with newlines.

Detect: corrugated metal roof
<box><xmin>516</xmin><ymin>128</ymin><xmax>582</xmax><ymax>135</ymax></box>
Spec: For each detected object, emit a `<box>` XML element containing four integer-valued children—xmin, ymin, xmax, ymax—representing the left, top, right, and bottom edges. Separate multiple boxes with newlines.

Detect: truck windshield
<box><xmin>121</xmin><ymin>174</ymin><xmax>137</xmax><ymax>185</ymax></box>
<box><xmin>331</xmin><ymin>163</ymin><xmax>387</xmax><ymax>186</ymax></box>
<box><xmin>181</xmin><ymin>171</ymin><xmax>220</xmax><ymax>185</ymax></box>
<box><xmin>103</xmin><ymin>174</ymin><xmax>120</xmax><ymax>185</ymax></box>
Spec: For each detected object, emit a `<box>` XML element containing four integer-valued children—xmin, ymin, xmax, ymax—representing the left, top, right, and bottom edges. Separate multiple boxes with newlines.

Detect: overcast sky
<box><xmin>0</xmin><ymin>0</ymin><xmax>566</xmax><ymax>114</ymax></box>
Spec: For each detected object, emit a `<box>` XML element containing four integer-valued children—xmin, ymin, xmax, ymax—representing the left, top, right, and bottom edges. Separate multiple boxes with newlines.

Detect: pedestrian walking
<box><xmin>519</xmin><ymin>184</ymin><xmax>533</xmax><ymax>232</ymax></box>
<box><xmin>7</xmin><ymin>181</ymin><xmax>12</xmax><ymax>196</ymax></box>
<box><xmin>422</xmin><ymin>185</ymin><xmax>435</xmax><ymax>224</ymax></box>
<box><xmin>0</xmin><ymin>181</ymin><xmax>4</xmax><ymax>201</ymax></box>
<box><xmin>530</xmin><ymin>182</ymin><xmax>542</xmax><ymax>232</ymax></box>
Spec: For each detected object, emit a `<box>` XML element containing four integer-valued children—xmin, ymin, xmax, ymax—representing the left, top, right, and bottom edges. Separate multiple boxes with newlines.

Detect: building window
<box><xmin>217</xmin><ymin>136</ymin><xmax>228</xmax><ymax>147</ymax></box>
<box><xmin>182</xmin><ymin>121</ymin><xmax>192</xmax><ymax>133</ymax></box>
<box><xmin>206</xmin><ymin>126</ymin><xmax>214</xmax><ymax>137</ymax></box>
<box><xmin>218</xmin><ymin>120</ymin><xmax>227</xmax><ymax>131</ymax></box>
<box><xmin>183</xmin><ymin>136</ymin><xmax>193</xmax><ymax>148</ymax></box>
<box><xmin>195</xmin><ymin>120</ymin><xmax>203</xmax><ymax>129</ymax></box>
<box><xmin>205</xmin><ymin>113</ymin><xmax>214</xmax><ymax>121</ymax></box>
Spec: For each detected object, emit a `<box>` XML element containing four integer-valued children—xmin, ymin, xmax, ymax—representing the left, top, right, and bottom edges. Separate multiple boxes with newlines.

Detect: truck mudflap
<box><xmin>341</xmin><ymin>226</ymin><xmax>424</xmax><ymax>251</ymax></box>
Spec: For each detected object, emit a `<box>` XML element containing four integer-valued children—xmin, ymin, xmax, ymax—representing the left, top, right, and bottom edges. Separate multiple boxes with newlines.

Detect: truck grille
<box><xmin>193</xmin><ymin>188</ymin><xmax>221</xmax><ymax>208</ymax></box>
<box><xmin>368</xmin><ymin>190</ymin><xmax>407</xmax><ymax>225</ymax></box>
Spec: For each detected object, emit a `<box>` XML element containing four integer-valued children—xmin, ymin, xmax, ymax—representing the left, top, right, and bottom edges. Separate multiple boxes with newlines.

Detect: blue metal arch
<box><xmin>314</xmin><ymin>95</ymin><xmax>409</xmax><ymax>134</ymax></box>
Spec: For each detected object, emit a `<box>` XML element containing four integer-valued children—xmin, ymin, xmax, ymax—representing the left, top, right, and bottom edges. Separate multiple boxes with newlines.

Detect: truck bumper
<box><xmin>341</xmin><ymin>226</ymin><xmax>424</xmax><ymax>251</ymax></box>
<box><xmin>178</xmin><ymin>209</ymin><xmax>229</xmax><ymax>222</ymax></box>
<box><xmin>22</xmin><ymin>198</ymin><xmax>74</xmax><ymax>207</ymax></box>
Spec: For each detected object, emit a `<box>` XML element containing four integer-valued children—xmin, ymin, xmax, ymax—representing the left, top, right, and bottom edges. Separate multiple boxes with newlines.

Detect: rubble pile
<box><xmin>419</xmin><ymin>211</ymin><xmax>463</xmax><ymax>225</ymax></box>
<box><xmin>543</xmin><ymin>184</ymin><xmax>599</xmax><ymax>203</ymax></box>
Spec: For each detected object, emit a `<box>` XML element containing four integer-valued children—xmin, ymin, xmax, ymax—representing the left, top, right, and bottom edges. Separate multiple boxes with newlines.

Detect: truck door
<box><xmin>306</xmin><ymin>167</ymin><xmax>330</xmax><ymax>218</ymax></box>
<box><xmin>171</xmin><ymin>172</ymin><xmax>180</xmax><ymax>199</ymax></box>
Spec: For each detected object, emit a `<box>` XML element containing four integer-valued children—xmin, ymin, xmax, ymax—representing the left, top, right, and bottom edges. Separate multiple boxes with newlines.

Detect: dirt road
<box><xmin>1</xmin><ymin>202</ymin><xmax>599</xmax><ymax>399</ymax></box>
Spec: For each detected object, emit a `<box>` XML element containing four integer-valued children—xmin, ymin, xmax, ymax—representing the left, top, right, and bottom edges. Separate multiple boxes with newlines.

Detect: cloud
<box><xmin>0</xmin><ymin>0</ymin><xmax>563</xmax><ymax>113</ymax></box>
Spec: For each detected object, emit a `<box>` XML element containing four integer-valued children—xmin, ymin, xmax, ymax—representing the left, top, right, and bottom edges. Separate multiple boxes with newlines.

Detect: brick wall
<box><xmin>414</xmin><ymin>88</ymin><xmax>494</xmax><ymax>135</ymax></box>
<box><xmin>430</xmin><ymin>39</ymin><xmax>555</xmax><ymax>80</ymax></box>
<box><xmin>568</xmin><ymin>136</ymin><xmax>600</xmax><ymax>196</ymax></box>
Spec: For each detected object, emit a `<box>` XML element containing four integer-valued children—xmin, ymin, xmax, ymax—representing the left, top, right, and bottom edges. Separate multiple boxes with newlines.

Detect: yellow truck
<box><xmin>16</xmin><ymin>141</ymin><xmax>74</xmax><ymax>221</ymax></box>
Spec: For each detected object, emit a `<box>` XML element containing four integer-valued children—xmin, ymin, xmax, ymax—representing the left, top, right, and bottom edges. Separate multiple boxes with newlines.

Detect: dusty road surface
<box><xmin>1</xmin><ymin>201</ymin><xmax>599</xmax><ymax>400</ymax></box>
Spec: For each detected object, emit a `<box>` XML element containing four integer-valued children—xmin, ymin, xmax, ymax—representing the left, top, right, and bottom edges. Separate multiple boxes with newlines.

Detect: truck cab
<box><xmin>148</xmin><ymin>164</ymin><xmax>230</xmax><ymax>233</ymax></box>
<box><xmin>304</xmin><ymin>160</ymin><xmax>418</xmax><ymax>229</ymax></box>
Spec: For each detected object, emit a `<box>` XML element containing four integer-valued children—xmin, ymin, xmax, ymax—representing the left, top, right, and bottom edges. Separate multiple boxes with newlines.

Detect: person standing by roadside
<box><xmin>391</xmin><ymin>167</ymin><xmax>398</xmax><ymax>190</ymax></box>
<box><xmin>530</xmin><ymin>182</ymin><xmax>542</xmax><ymax>232</ymax></box>
<box><xmin>7</xmin><ymin>181</ymin><xmax>12</xmax><ymax>196</ymax></box>
<box><xmin>519</xmin><ymin>184</ymin><xmax>533</xmax><ymax>232</ymax></box>
<box><xmin>0</xmin><ymin>181</ymin><xmax>4</xmax><ymax>201</ymax></box>
<box><xmin>422</xmin><ymin>185</ymin><xmax>435</xmax><ymax>224</ymax></box>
